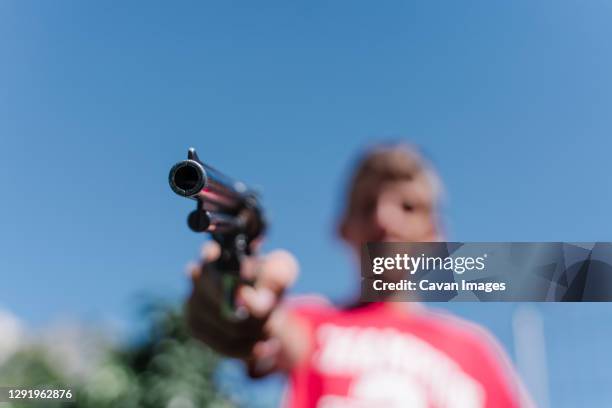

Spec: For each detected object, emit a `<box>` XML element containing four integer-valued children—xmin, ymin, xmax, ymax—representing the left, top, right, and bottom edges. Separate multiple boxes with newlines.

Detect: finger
<box><xmin>201</xmin><ymin>241</ymin><xmax>221</xmax><ymax>262</ymax></box>
<box><xmin>247</xmin><ymin>338</ymin><xmax>281</xmax><ymax>378</ymax></box>
<box><xmin>237</xmin><ymin>285</ymin><xmax>276</xmax><ymax>319</ymax></box>
<box><xmin>255</xmin><ymin>250</ymin><xmax>299</xmax><ymax>294</ymax></box>
<box><xmin>252</xmin><ymin>337</ymin><xmax>281</xmax><ymax>361</ymax></box>
<box><xmin>187</xmin><ymin>262</ymin><xmax>201</xmax><ymax>281</ymax></box>
<box><xmin>235</xmin><ymin>250</ymin><xmax>298</xmax><ymax>318</ymax></box>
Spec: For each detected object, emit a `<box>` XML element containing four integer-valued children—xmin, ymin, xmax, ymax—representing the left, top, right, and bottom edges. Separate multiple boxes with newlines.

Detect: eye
<box><xmin>402</xmin><ymin>202</ymin><xmax>414</xmax><ymax>212</ymax></box>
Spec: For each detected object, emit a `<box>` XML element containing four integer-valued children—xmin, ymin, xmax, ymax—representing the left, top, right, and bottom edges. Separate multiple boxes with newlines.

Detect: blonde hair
<box><xmin>339</xmin><ymin>143</ymin><xmax>444</xmax><ymax>228</ymax></box>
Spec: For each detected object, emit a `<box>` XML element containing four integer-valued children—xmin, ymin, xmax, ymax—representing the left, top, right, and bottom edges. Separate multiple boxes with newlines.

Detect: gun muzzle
<box><xmin>169</xmin><ymin>148</ymin><xmax>265</xmax><ymax>239</ymax></box>
<box><xmin>169</xmin><ymin>148</ymin><xmax>249</xmax><ymax>211</ymax></box>
<box><xmin>168</xmin><ymin>158</ymin><xmax>207</xmax><ymax>197</ymax></box>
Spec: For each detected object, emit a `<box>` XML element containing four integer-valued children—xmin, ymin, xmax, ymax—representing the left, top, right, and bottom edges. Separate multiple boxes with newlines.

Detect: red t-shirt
<box><xmin>284</xmin><ymin>301</ymin><xmax>527</xmax><ymax>408</ymax></box>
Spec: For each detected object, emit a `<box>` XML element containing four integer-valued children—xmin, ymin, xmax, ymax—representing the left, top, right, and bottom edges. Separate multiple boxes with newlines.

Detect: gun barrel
<box><xmin>169</xmin><ymin>148</ymin><xmax>248</xmax><ymax>211</ymax></box>
<box><xmin>169</xmin><ymin>148</ymin><xmax>266</xmax><ymax>240</ymax></box>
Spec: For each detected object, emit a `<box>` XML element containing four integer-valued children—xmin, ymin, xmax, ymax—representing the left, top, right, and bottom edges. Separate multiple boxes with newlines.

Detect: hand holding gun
<box><xmin>169</xmin><ymin>147</ymin><xmax>267</xmax><ymax>317</ymax></box>
<box><xmin>169</xmin><ymin>148</ymin><xmax>299</xmax><ymax>366</ymax></box>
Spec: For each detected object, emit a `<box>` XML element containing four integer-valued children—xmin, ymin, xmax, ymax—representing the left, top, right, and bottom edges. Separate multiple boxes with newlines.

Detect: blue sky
<box><xmin>1</xmin><ymin>0</ymin><xmax>612</xmax><ymax>330</ymax></box>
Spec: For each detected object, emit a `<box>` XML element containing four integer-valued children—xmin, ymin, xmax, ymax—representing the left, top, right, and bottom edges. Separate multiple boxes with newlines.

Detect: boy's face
<box><xmin>342</xmin><ymin>177</ymin><xmax>440</xmax><ymax>252</ymax></box>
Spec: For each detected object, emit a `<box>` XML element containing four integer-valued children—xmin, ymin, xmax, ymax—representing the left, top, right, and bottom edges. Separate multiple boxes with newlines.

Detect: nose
<box><xmin>372</xmin><ymin>201</ymin><xmax>402</xmax><ymax>239</ymax></box>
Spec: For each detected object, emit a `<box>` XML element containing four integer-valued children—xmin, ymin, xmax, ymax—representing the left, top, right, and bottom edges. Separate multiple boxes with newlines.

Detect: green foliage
<box><xmin>0</xmin><ymin>303</ymin><xmax>234</xmax><ymax>408</ymax></box>
<box><xmin>0</xmin><ymin>348</ymin><xmax>69</xmax><ymax>408</ymax></box>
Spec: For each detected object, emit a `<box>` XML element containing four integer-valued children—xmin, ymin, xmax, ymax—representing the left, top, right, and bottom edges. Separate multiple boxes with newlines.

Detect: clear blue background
<box><xmin>1</xmin><ymin>1</ymin><xmax>611</xmax><ymax>406</ymax></box>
